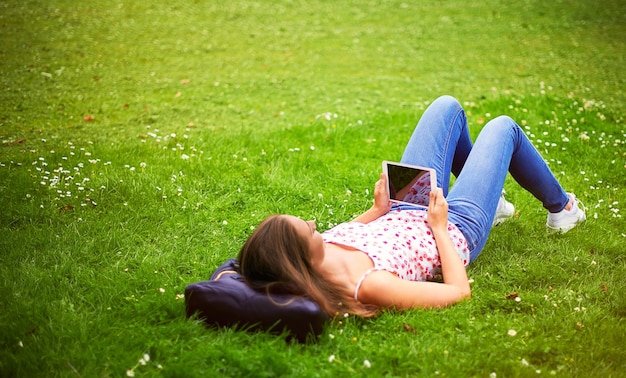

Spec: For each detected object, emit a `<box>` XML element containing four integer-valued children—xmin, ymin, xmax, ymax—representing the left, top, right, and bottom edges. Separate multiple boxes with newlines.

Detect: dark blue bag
<box><xmin>184</xmin><ymin>258</ymin><xmax>329</xmax><ymax>343</ymax></box>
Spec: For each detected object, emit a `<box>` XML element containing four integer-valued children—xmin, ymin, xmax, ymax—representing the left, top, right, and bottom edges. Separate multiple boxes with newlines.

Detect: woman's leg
<box><xmin>447</xmin><ymin>116</ymin><xmax>569</xmax><ymax>262</ymax></box>
<box><xmin>400</xmin><ymin>95</ymin><xmax>473</xmax><ymax>195</ymax></box>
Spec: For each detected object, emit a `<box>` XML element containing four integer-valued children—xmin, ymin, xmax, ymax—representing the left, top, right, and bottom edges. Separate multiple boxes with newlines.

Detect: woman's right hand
<box><xmin>427</xmin><ymin>188</ymin><xmax>449</xmax><ymax>231</ymax></box>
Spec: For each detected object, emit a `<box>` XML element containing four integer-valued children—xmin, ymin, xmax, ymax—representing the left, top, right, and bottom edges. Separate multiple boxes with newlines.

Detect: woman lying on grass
<box><xmin>239</xmin><ymin>95</ymin><xmax>586</xmax><ymax>317</ymax></box>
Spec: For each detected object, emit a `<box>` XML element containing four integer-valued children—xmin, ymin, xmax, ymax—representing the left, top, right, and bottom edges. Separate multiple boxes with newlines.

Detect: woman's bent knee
<box><xmin>432</xmin><ymin>95</ymin><xmax>462</xmax><ymax>110</ymax></box>
<box><xmin>488</xmin><ymin>115</ymin><xmax>515</xmax><ymax>127</ymax></box>
<box><xmin>482</xmin><ymin>115</ymin><xmax>519</xmax><ymax>135</ymax></box>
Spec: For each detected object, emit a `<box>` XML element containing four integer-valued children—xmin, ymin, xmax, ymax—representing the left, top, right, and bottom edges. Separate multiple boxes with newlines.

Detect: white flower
<box><xmin>363</xmin><ymin>360</ymin><xmax>371</xmax><ymax>368</ymax></box>
<box><xmin>143</xmin><ymin>353</ymin><xmax>150</xmax><ymax>362</ymax></box>
<box><xmin>521</xmin><ymin>358</ymin><xmax>529</xmax><ymax>366</ymax></box>
<box><xmin>328</xmin><ymin>355</ymin><xmax>335</xmax><ymax>362</ymax></box>
<box><xmin>507</xmin><ymin>329</ymin><xmax>517</xmax><ymax>337</ymax></box>
<box><xmin>126</xmin><ymin>369</ymin><xmax>135</xmax><ymax>377</ymax></box>
<box><xmin>181</xmin><ymin>154</ymin><xmax>190</xmax><ymax>160</ymax></box>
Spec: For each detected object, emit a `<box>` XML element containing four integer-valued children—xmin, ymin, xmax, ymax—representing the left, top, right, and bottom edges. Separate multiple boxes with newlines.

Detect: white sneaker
<box><xmin>493</xmin><ymin>191</ymin><xmax>515</xmax><ymax>227</ymax></box>
<box><xmin>546</xmin><ymin>193</ymin><xmax>586</xmax><ymax>233</ymax></box>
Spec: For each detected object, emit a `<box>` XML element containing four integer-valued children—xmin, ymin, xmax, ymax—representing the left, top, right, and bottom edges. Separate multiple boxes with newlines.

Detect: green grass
<box><xmin>1</xmin><ymin>0</ymin><xmax>624</xmax><ymax>376</ymax></box>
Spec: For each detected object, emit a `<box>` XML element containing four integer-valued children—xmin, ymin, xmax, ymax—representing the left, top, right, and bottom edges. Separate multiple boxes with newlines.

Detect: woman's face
<box><xmin>282</xmin><ymin>215</ymin><xmax>325</xmax><ymax>267</ymax></box>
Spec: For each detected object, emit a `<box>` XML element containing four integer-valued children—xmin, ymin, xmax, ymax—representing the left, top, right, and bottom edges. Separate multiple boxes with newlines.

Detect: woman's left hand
<box><xmin>352</xmin><ymin>173</ymin><xmax>392</xmax><ymax>224</ymax></box>
<box><xmin>373</xmin><ymin>173</ymin><xmax>392</xmax><ymax>215</ymax></box>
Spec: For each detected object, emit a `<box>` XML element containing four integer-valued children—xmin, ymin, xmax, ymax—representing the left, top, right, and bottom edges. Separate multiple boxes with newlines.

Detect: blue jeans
<box><xmin>399</xmin><ymin>95</ymin><xmax>569</xmax><ymax>262</ymax></box>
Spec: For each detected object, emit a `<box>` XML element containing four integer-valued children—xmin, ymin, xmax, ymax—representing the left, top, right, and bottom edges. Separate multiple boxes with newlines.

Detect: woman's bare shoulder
<box><xmin>320</xmin><ymin>243</ymin><xmax>375</xmax><ymax>295</ymax></box>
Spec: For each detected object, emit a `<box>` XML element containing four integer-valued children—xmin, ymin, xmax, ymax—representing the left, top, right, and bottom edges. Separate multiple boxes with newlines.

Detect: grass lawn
<box><xmin>1</xmin><ymin>0</ymin><xmax>624</xmax><ymax>376</ymax></box>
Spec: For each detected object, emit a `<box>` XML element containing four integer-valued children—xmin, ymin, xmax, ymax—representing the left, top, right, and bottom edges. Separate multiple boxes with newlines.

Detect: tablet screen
<box><xmin>383</xmin><ymin>161</ymin><xmax>436</xmax><ymax>207</ymax></box>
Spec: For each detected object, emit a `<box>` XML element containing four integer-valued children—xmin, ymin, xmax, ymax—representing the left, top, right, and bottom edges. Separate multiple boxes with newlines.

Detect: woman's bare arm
<box><xmin>427</xmin><ymin>188</ymin><xmax>471</xmax><ymax>297</ymax></box>
<box><xmin>358</xmin><ymin>271</ymin><xmax>470</xmax><ymax>309</ymax></box>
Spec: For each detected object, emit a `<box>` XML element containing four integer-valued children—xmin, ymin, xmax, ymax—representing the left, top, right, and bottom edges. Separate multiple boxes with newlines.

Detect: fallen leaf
<box><xmin>505</xmin><ymin>292</ymin><xmax>519</xmax><ymax>299</ymax></box>
<box><xmin>8</xmin><ymin>138</ymin><xmax>26</xmax><ymax>146</ymax></box>
<box><xmin>602</xmin><ymin>284</ymin><xmax>608</xmax><ymax>292</ymax></box>
<box><xmin>83</xmin><ymin>115</ymin><xmax>94</xmax><ymax>122</ymax></box>
<box><xmin>403</xmin><ymin>323</ymin><xmax>416</xmax><ymax>334</ymax></box>
<box><xmin>60</xmin><ymin>205</ymin><xmax>74</xmax><ymax>211</ymax></box>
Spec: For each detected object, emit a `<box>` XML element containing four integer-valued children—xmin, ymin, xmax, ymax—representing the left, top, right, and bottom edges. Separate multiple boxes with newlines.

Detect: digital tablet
<box><xmin>382</xmin><ymin>161</ymin><xmax>437</xmax><ymax>208</ymax></box>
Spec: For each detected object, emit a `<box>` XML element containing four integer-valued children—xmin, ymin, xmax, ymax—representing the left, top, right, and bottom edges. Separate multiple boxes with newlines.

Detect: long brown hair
<box><xmin>238</xmin><ymin>215</ymin><xmax>377</xmax><ymax>317</ymax></box>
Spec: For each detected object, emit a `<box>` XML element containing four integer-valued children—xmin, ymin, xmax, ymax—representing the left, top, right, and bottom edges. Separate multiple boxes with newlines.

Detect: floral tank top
<box><xmin>322</xmin><ymin>209</ymin><xmax>470</xmax><ymax>282</ymax></box>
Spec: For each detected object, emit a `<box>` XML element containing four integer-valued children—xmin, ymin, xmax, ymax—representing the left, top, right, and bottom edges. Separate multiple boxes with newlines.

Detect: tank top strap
<box><xmin>354</xmin><ymin>267</ymin><xmax>379</xmax><ymax>302</ymax></box>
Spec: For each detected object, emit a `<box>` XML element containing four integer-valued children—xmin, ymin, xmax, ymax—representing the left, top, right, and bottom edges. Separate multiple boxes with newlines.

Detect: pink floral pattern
<box><xmin>322</xmin><ymin>209</ymin><xmax>469</xmax><ymax>281</ymax></box>
<box><xmin>402</xmin><ymin>172</ymin><xmax>431</xmax><ymax>205</ymax></box>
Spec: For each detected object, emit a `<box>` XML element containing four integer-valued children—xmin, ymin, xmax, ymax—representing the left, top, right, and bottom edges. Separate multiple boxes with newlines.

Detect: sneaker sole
<box><xmin>492</xmin><ymin>215</ymin><xmax>512</xmax><ymax>227</ymax></box>
<box><xmin>546</xmin><ymin>214</ymin><xmax>586</xmax><ymax>234</ymax></box>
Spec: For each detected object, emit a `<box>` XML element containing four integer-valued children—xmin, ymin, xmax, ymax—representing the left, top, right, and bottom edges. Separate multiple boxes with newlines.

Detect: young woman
<box><xmin>238</xmin><ymin>95</ymin><xmax>586</xmax><ymax>317</ymax></box>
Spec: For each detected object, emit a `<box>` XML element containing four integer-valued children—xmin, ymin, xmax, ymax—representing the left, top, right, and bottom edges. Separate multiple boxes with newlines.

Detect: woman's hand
<box><xmin>373</xmin><ymin>173</ymin><xmax>392</xmax><ymax>215</ymax></box>
<box><xmin>427</xmin><ymin>188</ymin><xmax>449</xmax><ymax>231</ymax></box>
<box><xmin>352</xmin><ymin>173</ymin><xmax>391</xmax><ymax>224</ymax></box>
